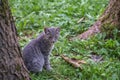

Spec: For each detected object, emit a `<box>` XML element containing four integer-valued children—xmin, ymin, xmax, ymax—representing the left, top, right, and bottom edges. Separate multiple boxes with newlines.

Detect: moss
<box><xmin>100</xmin><ymin>22</ymin><xmax>118</xmax><ymax>39</ymax></box>
<box><xmin>99</xmin><ymin>13</ymin><xmax>110</xmax><ymax>23</ymax></box>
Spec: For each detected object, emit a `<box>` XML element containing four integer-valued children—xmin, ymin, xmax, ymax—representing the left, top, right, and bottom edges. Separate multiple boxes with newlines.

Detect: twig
<box><xmin>77</xmin><ymin>17</ymin><xmax>85</xmax><ymax>23</ymax></box>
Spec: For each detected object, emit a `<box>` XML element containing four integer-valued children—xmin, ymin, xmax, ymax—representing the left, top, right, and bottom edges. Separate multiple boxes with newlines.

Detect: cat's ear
<box><xmin>56</xmin><ymin>27</ymin><xmax>60</xmax><ymax>33</ymax></box>
<box><xmin>44</xmin><ymin>27</ymin><xmax>50</xmax><ymax>34</ymax></box>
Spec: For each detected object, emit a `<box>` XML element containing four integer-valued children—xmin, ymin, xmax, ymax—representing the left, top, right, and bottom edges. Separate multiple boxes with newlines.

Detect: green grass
<box><xmin>9</xmin><ymin>0</ymin><xmax>120</xmax><ymax>80</ymax></box>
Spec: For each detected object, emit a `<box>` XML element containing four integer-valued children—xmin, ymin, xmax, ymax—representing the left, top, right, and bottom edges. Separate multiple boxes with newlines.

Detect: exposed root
<box><xmin>71</xmin><ymin>21</ymin><xmax>101</xmax><ymax>40</ymax></box>
<box><xmin>71</xmin><ymin>0</ymin><xmax>120</xmax><ymax>40</ymax></box>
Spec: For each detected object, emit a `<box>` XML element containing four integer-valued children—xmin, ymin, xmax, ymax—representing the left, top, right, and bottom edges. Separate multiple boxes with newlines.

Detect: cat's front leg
<box><xmin>44</xmin><ymin>55</ymin><xmax>52</xmax><ymax>71</ymax></box>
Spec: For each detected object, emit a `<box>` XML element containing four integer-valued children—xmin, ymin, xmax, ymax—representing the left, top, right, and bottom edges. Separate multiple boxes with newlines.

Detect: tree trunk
<box><xmin>0</xmin><ymin>0</ymin><xmax>30</xmax><ymax>80</ymax></box>
<box><xmin>74</xmin><ymin>0</ymin><xmax>120</xmax><ymax>40</ymax></box>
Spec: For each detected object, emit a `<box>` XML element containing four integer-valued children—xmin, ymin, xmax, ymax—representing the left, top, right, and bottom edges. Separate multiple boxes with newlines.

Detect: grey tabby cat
<box><xmin>23</xmin><ymin>27</ymin><xmax>60</xmax><ymax>73</ymax></box>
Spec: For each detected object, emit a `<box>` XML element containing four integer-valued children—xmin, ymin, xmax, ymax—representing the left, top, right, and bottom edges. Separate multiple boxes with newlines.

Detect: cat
<box><xmin>22</xmin><ymin>27</ymin><xmax>60</xmax><ymax>73</ymax></box>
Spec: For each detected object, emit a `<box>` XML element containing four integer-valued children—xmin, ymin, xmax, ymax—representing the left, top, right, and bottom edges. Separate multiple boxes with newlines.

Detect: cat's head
<box><xmin>44</xmin><ymin>27</ymin><xmax>60</xmax><ymax>43</ymax></box>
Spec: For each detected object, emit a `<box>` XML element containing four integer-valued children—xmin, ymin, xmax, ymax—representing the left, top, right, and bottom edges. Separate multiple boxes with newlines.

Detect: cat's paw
<box><xmin>45</xmin><ymin>65</ymin><xmax>53</xmax><ymax>71</ymax></box>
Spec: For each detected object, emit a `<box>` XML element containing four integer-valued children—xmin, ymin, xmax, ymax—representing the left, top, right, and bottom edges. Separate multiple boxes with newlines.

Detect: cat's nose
<box><xmin>52</xmin><ymin>40</ymin><xmax>56</xmax><ymax>43</ymax></box>
<box><xmin>52</xmin><ymin>41</ymin><xmax>55</xmax><ymax>43</ymax></box>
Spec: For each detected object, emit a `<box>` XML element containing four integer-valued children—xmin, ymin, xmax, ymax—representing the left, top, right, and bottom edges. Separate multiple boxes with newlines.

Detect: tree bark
<box><xmin>74</xmin><ymin>0</ymin><xmax>120</xmax><ymax>40</ymax></box>
<box><xmin>0</xmin><ymin>0</ymin><xmax>30</xmax><ymax>80</ymax></box>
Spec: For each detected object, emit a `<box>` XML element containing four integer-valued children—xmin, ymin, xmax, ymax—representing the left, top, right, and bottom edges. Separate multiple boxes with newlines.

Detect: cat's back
<box><xmin>23</xmin><ymin>32</ymin><xmax>44</xmax><ymax>52</ymax></box>
<box><xmin>23</xmin><ymin>39</ymin><xmax>36</xmax><ymax>52</ymax></box>
<box><xmin>22</xmin><ymin>32</ymin><xmax>45</xmax><ymax>56</ymax></box>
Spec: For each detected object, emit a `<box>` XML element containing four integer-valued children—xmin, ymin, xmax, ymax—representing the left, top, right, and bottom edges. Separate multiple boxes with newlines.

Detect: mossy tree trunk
<box><xmin>76</xmin><ymin>0</ymin><xmax>120</xmax><ymax>39</ymax></box>
<box><xmin>0</xmin><ymin>0</ymin><xmax>30</xmax><ymax>80</ymax></box>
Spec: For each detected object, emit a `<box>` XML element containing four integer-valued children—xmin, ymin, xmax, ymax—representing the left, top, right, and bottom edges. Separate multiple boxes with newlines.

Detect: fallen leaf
<box><xmin>90</xmin><ymin>52</ymin><xmax>103</xmax><ymax>62</ymax></box>
<box><xmin>90</xmin><ymin>54</ymin><xmax>103</xmax><ymax>62</ymax></box>
<box><xmin>61</xmin><ymin>55</ymin><xmax>86</xmax><ymax>69</ymax></box>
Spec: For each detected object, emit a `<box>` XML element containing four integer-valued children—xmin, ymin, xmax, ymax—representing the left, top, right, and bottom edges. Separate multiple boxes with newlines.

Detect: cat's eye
<box><xmin>49</xmin><ymin>36</ymin><xmax>52</xmax><ymax>39</ymax></box>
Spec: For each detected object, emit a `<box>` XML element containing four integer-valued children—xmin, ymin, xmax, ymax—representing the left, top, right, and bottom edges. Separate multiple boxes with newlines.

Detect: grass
<box><xmin>9</xmin><ymin>0</ymin><xmax>120</xmax><ymax>80</ymax></box>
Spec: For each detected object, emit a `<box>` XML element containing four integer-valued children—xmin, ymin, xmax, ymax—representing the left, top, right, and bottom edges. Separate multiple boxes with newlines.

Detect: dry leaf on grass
<box><xmin>90</xmin><ymin>54</ymin><xmax>103</xmax><ymax>62</ymax></box>
<box><xmin>61</xmin><ymin>55</ymin><xmax>86</xmax><ymax>69</ymax></box>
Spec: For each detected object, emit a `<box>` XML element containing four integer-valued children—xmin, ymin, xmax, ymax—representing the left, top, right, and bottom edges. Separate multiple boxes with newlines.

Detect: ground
<box><xmin>9</xmin><ymin>0</ymin><xmax>120</xmax><ymax>80</ymax></box>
